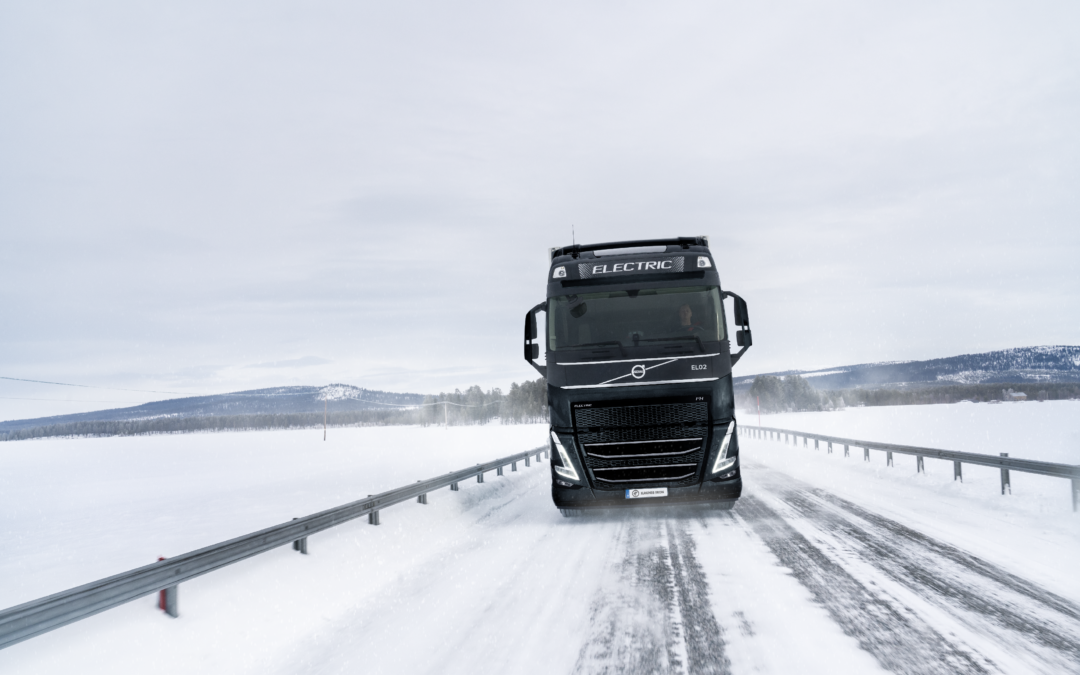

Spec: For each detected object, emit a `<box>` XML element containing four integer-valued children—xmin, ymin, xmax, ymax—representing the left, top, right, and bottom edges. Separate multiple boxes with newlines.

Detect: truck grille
<box><xmin>572</xmin><ymin>399</ymin><xmax>710</xmax><ymax>490</ymax></box>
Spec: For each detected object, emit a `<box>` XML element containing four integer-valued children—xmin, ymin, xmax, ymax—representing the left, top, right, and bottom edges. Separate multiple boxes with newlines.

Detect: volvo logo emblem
<box><xmin>631</xmin><ymin>364</ymin><xmax>646</xmax><ymax>379</ymax></box>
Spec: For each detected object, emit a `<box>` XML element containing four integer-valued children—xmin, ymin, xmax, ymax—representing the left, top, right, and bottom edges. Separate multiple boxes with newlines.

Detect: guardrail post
<box><xmin>525</xmin><ymin>455</ymin><xmax>531</xmax><ymax>467</ymax></box>
<box><xmin>954</xmin><ymin>461</ymin><xmax>962</xmax><ymax>482</ymax></box>
<box><xmin>1073</xmin><ymin>479</ymin><xmax>1079</xmax><ymax>512</ymax></box>
<box><xmin>1000</xmin><ymin>453</ymin><xmax>1011</xmax><ymax>495</ymax></box>
<box><xmin>417</xmin><ymin>493</ymin><xmax>427</xmax><ymax>504</ymax></box>
<box><xmin>161</xmin><ymin>585</ymin><xmax>178</xmax><ymax>618</ymax></box>
<box><xmin>156</xmin><ymin>557</ymin><xmax>178</xmax><ymax>618</ymax></box>
<box><xmin>512</xmin><ymin>461</ymin><xmax>518</xmax><ymax>471</ymax></box>
<box><xmin>916</xmin><ymin>456</ymin><xmax>924</xmax><ymax>473</ymax></box>
<box><xmin>827</xmin><ymin>442</ymin><xmax>833</xmax><ymax>455</ymax></box>
<box><xmin>803</xmin><ymin>437</ymin><xmax>808</xmax><ymax>448</ymax></box>
<box><xmin>477</xmin><ymin>472</ymin><xmax>484</xmax><ymax>483</ymax></box>
<box><xmin>450</xmin><ymin>482</ymin><xmax>459</xmax><ymax>491</ymax></box>
<box><xmin>291</xmin><ymin>518</ymin><xmax>308</xmax><ymax>554</ymax></box>
<box><xmin>367</xmin><ymin>497</ymin><xmax>380</xmax><ymax>525</ymax></box>
<box><xmin>887</xmin><ymin>451</ymin><xmax>893</xmax><ymax>467</ymax></box>
<box><xmin>864</xmin><ymin>447</ymin><xmax>869</xmax><ymax>461</ymax></box>
<box><xmin>844</xmin><ymin>444</ymin><xmax>849</xmax><ymax>458</ymax></box>
<box><xmin>814</xmin><ymin>439</ymin><xmax>819</xmax><ymax>451</ymax></box>
<box><xmin>497</xmin><ymin>466</ymin><xmax>504</xmax><ymax>476</ymax></box>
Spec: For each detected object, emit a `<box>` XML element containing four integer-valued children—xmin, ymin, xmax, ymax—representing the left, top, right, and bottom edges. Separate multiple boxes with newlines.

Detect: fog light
<box><xmin>556</xmin><ymin>479</ymin><xmax>573</xmax><ymax>487</ymax></box>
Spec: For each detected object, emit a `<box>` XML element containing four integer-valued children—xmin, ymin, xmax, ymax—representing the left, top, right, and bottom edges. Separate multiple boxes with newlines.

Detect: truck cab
<box><xmin>524</xmin><ymin>237</ymin><xmax>753</xmax><ymax>516</ymax></box>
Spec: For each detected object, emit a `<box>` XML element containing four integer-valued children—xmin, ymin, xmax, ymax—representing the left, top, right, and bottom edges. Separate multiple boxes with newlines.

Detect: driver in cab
<box><xmin>678</xmin><ymin>303</ymin><xmax>704</xmax><ymax>334</ymax></box>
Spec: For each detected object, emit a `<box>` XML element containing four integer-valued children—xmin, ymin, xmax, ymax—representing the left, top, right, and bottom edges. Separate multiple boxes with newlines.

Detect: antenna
<box><xmin>572</xmin><ymin>224</ymin><xmax>575</xmax><ymax>246</ymax></box>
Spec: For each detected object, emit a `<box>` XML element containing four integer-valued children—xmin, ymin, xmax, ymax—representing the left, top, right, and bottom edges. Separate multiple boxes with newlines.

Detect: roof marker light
<box><xmin>697</xmin><ymin>257</ymin><xmax>712</xmax><ymax>269</ymax></box>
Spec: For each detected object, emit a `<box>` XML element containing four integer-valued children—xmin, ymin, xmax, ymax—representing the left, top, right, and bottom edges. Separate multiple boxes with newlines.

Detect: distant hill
<box><xmin>0</xmin><ymin>384</ymin><xmax>425</xmax><ymax>433</ymax></box>
<box><xmin>733</xmin><ymin>346</ymin><xmax>1080</xmax><ymax>393</ymax></box>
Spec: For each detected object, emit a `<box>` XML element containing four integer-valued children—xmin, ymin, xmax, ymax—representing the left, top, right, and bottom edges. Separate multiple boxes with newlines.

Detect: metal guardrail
<box><xmin>748</xmin><ymin>425</ymin><xmax>1080</xmax><ymax>511</ymax></box>
<box><xmin>0</xmin><ymin>446</ymin><xmax>548</xmax><ymax>650</ymax></box>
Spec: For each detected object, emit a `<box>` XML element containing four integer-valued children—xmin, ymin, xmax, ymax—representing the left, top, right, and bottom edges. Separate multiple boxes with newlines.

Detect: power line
<box><xmin>0</xmin><ymin>396</ymin><xmax>148</xmax><ymax>404</ymax></box>
<box><xmin>1</xmin><ymin>376</ymin><xmax>307</xmax><ymax>399</ymax></box>
<box><xmin>0</xmin><ymin>376</ymin><xmax>195</xmax><ymax>396</ymax></box>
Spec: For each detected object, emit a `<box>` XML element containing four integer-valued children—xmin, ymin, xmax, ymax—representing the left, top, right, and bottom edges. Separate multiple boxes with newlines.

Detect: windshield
<box><xmin>548</xmin><ymin>286</ymin><xmax>724</xmax><ymax>350</ymax></box>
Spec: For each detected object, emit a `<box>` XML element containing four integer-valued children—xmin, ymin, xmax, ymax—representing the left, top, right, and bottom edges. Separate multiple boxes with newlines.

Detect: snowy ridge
<box><xmin>0</xmin><ymin>385</ymin><xmax>426</xmax><ymax>432</ymax></box>
<box><xmin>734</xmin><ymin>346</ymin><xmax>1080</xmax><ymax>392</ymax></box>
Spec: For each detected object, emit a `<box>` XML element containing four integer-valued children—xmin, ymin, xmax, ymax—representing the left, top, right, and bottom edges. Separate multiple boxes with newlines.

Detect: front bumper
<box><xmin>552</xmin><ymin>471</ymin><xmax>741</xmax><ymax>510</ymax></box>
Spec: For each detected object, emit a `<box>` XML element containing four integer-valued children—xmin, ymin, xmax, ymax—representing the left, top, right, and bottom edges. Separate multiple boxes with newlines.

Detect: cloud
<box><xmin>244</xmin><ymin>357</ymin><xmax>333</xmax><ymax>370</ymax></box>
<box><xmin>0</xmin><ymin>0</ymin><xmax>1077</xmax><ymax>420</ymax></box>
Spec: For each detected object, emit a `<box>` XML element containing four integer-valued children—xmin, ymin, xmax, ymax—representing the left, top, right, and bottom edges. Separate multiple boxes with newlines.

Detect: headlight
<box><xmin>711</xmin><ymin>421</ymin><xmax>737</xmax><ymax>474</ymax></box>
<box><xmin>551</xmin><ymin>431</ymin><xmax>580</xmax><ymax>481</ymax></box>
<box><xmin>552</xmin><ymin>266</ymin><xmax>567</xmax><ymax>279</ymax></box>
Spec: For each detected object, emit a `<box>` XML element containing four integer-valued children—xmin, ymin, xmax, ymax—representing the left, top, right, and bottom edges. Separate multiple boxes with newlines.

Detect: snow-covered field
<box><xmin>1</xmin><ymin>406</ymin><xmax>1078</xmax><ymax>674</ymax></box>
<box><xmin>749</xmin><ymin>399</ymin><xmax>1080</xmax><ymax>464</ymax></box>
<box><xmin>0</xmin><ymin>424</ymin><xmax>549</xmax><ymax>609</ymax></box>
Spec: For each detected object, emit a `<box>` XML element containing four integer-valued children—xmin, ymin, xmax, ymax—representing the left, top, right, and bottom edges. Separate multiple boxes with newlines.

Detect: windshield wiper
<box><xmin>637</xmin><ymin>335</ymin><xmax>705</xmax><ymax>352</ymax></box>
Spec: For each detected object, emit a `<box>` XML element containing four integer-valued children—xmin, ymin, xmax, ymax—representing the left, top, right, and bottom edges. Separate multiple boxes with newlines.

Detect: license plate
<box><xmin>625</xmin><ymin>488</ymin><xmax>668</xmax><ymax>499</ymax></box>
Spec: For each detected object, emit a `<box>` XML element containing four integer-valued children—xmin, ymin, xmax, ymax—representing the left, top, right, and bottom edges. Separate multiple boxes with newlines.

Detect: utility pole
<box><xmin>757</xmin><ymin>395</ymin><xmax>761</xmax><ymax>427</ymax></box>
<box><xmin>444</xmin><ymin>400</ymin><xmax>448</xmax><ymax>428</ymax></box>
<box><xmin>324</xmin><ymin>394</ymin><xmax>327</xmax><ymax>441</ymax></box>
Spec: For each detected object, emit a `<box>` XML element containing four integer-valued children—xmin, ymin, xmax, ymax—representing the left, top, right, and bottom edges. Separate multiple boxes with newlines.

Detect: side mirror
<box><xmin>724</xmin><ymin>291</ymin><xmax>752</xmax><ymax>366</ymax></box>
<box><xmin>524</xmin><ymin>302</ymin><xmax>547</xmax><ymax>376</ymax></box>
<box><xmin>734</xmin><ymin>297</ymin><xmax>749</xmax><ymax>326</ymax></box>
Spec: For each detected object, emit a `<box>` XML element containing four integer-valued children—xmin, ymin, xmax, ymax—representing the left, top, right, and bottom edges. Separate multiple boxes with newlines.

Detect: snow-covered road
<box><xmin>273</xmin><ymin>460</ymin><xmax>1080</xmax><ymax>675</ymax></box>
<box><xmin>2</xmin><ymin>424</ymin><xmax>1078</xmax><ymax>674</ymax></box>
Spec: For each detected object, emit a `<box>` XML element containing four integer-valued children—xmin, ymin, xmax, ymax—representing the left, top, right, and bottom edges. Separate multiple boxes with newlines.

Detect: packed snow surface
<box><xmin>1</xmin><ymin>407</ymin><xmax>1079</xmax><ymax>674</ymax></box>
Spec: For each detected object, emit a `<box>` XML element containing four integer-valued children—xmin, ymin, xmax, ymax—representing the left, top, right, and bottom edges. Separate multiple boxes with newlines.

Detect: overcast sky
<box><xmin>2</xmin><ymin>0</ymin><xmax>1078</xmax><ymax>421</ymax></box>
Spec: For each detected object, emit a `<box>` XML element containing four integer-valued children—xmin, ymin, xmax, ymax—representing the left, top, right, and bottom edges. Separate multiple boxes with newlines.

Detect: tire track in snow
<box><xmin>573</xmin><ymin>514</ymin><xmax>730</xmax><ymax>675</ymax></box>
<box><xmin>738</xmin><ymin>494</ymin><xmax>991</xmax><ymax>675</ymax></box>
<box><xmin>668</xmin><ymin>520</ymin><xmax>730</xmax><ymax>674</ymax></box>
<box><xmin>767</xmin><ymin>482</ymin><xmax>1080</xmax><ymax>672</ymax></box>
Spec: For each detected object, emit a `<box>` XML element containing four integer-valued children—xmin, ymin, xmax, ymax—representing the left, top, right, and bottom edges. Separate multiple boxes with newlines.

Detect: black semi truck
<box><xmin>523</xmin><ymin>237</ymin><xmax>752</xmax><ymax>516</ymax></box>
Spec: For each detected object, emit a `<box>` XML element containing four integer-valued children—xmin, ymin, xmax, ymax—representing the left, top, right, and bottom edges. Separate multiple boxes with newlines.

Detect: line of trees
<box><xmin>413</xmin><ymin>379</ymin><xmax>548</xmax><ymax>426</ymax></box>
<box><xmin>738</xmin><ymin>376</ymin><xmax>1080</xmax><ymax>413</ymax></box>
<box><xmin>0</xmin><ymin>378</ymin><xmax>551</xmax><ymax>442</ymax></box>
<box><xmin>742</xmin><ymin>375</ymin><xmax>846</xmax><ymax>413</ymax></box>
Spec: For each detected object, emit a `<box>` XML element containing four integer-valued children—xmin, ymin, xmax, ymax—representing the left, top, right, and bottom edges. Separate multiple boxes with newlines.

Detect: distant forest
<box><xmin>739</xmin><ymin>375</ymin><xmax>1080</xmax><ymax>414</ymax></box>
<box><xmin>0</xmin><ymin>378</ymin><xmax>550</xmax><ymax>442</ymax></box>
